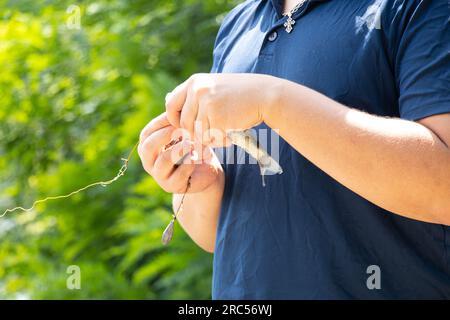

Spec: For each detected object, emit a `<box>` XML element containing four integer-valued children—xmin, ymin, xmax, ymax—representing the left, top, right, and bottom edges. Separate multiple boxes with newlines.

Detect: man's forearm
<box><xmin>264</xmin><ymin>78</ymin><xmax>450</xmax><ymax>224</ymax></box>
<box><xmin>174</xmin><ymin>171</ymin><xmax>225</xmax><ymax>252</ymax></box>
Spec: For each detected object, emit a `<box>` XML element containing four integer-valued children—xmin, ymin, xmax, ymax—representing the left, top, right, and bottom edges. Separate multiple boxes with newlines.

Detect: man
<box><xmin>138</xmin><ymin>0</ymin><xmax>450</xmax><ymax>299</ymax></box>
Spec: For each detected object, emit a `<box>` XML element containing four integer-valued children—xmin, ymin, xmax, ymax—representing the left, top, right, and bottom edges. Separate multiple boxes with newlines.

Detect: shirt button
<box><xmin>268</xmin><ymin>31</ymin><xmax>278</xmax><ymax>42</ymax></box>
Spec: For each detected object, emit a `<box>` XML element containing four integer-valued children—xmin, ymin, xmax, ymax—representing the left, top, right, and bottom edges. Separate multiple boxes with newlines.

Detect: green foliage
<box><xmin>0</xmin><ymin>0</ymin><xmax>237</xmax><ymax>299</ymax></box>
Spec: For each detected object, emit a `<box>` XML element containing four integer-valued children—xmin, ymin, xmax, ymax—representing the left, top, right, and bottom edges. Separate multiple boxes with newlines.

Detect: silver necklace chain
<box><xmin>282</xmin><ymin>0</ymin><xmax>308</xmax><ymax>33</ymax></box>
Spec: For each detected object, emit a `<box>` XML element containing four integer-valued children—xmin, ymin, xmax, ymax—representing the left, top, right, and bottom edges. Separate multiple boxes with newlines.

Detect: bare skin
<box><xmin>139</xmin><ymin>73</ymin><xmax>450</xmax><ymax>253</ymax></box>
<box><xmin>136</xmin><ymin>0</ymin><xmax>328</xmax><ymax>252</ymax></box>
<box><xmin>138</xmin><ymin>113</ymin><xmax>224</xmax><ymax>252</ymax></box>
<box><xmin>284</xmin><ymin>0</ymin><xmax>305</xmax><ymax>13</ymax></box>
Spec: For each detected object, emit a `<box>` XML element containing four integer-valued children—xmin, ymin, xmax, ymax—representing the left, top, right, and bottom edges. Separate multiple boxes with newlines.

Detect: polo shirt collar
<box><xmin>269</xmin><ymin>0</ymin><xmax>330</xmax><ymax>18</ymax></box>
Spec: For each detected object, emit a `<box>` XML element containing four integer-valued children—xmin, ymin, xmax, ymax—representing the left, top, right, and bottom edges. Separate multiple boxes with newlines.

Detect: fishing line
<box><xmin>0</xmin><ymin>140</ymin><xmax>140</xmax><ymax>218</ymax></box>
<box><xmin>1</xmin><ymin>138</ymin><xmax>192</xmax><ymax>245</ymax></box>
<box><xmin>1</xmin><ymin>130</ymin><xmax>283</xmax><ymax>244</ymax></box>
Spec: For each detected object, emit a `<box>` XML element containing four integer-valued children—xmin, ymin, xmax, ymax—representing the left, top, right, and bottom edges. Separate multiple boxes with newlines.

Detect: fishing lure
<box><xmin>161</xmin><ymin>177</ymin><xmax>190</xmax><ymax>245</ymax></box>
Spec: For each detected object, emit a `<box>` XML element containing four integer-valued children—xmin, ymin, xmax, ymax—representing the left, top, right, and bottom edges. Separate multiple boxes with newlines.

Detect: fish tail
<box><xmin>257</xmin><ymin>154</ymin><xmax>283</xmax><ymax>176</ymax></box>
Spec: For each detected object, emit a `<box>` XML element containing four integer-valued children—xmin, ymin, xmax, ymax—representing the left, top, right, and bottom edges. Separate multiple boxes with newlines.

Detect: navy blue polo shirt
<box><xmin>210</xmin><ymin>0</ymin><xmax>450</xmax><ymax>299</ymax></box>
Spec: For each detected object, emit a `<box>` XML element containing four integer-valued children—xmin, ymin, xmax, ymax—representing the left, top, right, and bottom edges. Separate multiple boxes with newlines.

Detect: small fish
<box><xmin>165</xmin><ymin>130</ymin><xmax>284</xmax><ymax>186</ymax></box>
<box><xmin>227</xmin><ymin>130</ymin><xmax>283</xmax><ymax>186</ymax></box>
<box><xmin>168</xmin><ymin>130</ymin><xmax>283</xmax><ymax>186</ymax></box>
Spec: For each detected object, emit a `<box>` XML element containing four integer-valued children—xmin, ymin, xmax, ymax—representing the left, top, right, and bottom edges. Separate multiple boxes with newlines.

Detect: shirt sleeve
<box><xmin>393</xmin><ymin>0</ymin><xmax>450</xmax><ymax>121</ymax></box>
<box><xmin>209</xmin><ymin>0</ymin><xmax>252</xmax><ymax>73</ymax></box>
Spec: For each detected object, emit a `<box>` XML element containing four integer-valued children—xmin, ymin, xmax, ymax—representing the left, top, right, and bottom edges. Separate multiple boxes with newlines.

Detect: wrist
<box><xmin>260</xmin><ymin>75</ymin><xmax>285</xmax><ymax>126</ymax></box>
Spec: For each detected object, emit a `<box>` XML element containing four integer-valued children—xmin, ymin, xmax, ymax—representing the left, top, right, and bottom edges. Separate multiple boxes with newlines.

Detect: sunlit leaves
<box><xmin>0</xmin><ymin>0</ymin><xmax>238</xmax><ymax>299</ymax></box>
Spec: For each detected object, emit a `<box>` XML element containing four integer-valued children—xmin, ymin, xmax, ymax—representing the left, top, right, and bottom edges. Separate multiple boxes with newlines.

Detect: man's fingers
<box><xmin>179</xmin><ymin>89</ymin><xmax>198</xmax><ymax>140</ymax></box>
<box><xmin>153</xmin><ymin>140</ymin><xmax>194</xmax><ymax>179</ymax></box>
<box><xmin>166</xmin><ymin>79</ymin><xmax>191</xmax><ymax>128</ymax></box>
<box><xmin>195</xmin><ymin>107</ymin><xmax>211</xmax><ymax>146</ymax></box>
<box><xmin>139</xmin><ymin>112</ymin><xmax>171</xmax><ymax>143</ymax></box>
<box><xmin>166</xmin><ymin>163</ymin><xmax>196</xmax><ymax>194</ymax></box>
<box><xmin>138</xmin><ymin>126</ymin><xmax>174</xmax><ymax>174</ymax></box>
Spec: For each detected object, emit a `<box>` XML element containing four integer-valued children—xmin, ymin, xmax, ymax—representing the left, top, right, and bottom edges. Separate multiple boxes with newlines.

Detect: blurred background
<box><xmin>0</xmin><ymin>0</ymin><xmax>238</xmax><ymax>299</ymax></box>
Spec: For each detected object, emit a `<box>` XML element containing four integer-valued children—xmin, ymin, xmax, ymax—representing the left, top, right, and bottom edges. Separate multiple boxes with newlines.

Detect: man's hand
<box><xmin>165</xmin><ymin>73</ymin><xmax>276</xmax><ymax>146</ymax></box>
<box><xmin>138</xmin><ymin>112</ymin><xmax>223</xmax><ymax>194</ymax></box>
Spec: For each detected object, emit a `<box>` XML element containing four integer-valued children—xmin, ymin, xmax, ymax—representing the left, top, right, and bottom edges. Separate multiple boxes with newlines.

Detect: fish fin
<box><xmin>257</xmin><ymin>155</ymin><xmax>283</xmax><ymax>176</ymax></box>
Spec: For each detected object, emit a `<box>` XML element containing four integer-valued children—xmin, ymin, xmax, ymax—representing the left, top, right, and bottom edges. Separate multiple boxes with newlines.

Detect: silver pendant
<box><xmin>161</xmin><ymin>218</ymin><xmax>175</xmax><ymax>245</ymax></box>
<box><xmin>284</xmin><ymin>15</ymin><xmax>296</xmax><ymax>33</ymax></box>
